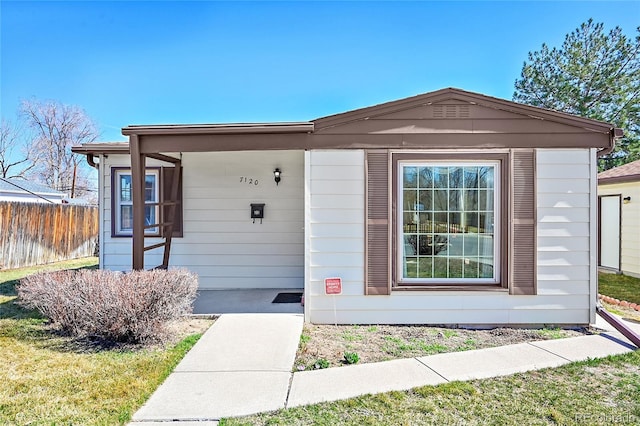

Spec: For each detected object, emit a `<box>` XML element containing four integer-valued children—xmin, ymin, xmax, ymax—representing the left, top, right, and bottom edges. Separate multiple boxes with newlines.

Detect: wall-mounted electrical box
<box><xmin>251</xmin><ymin>203</ymin><xmax>265</xmax><ymax>223</ymax></box>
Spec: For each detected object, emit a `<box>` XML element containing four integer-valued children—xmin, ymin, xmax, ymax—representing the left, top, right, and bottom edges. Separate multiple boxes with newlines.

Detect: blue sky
<box><xmin>2</xmin><ymin>1</ymin><xmax>639</xmax><ymax>142</ymax></box>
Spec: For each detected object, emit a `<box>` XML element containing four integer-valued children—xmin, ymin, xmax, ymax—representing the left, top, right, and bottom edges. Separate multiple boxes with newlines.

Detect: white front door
<box><xmin>599</xmin><ymin>195</ymin><xmax>621</xmax><ymax>270</ymax></box>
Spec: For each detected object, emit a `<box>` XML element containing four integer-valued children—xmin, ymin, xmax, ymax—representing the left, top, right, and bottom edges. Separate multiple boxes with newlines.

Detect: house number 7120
<box><xmin>240</xmin><ymin>177</ymin><xmax>259</xmax><ymax>185</ymax></box>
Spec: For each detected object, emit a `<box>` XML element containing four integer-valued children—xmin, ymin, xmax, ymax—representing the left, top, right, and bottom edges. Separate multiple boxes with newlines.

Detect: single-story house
<box><xmin>72</xmin><ymin>88</ymin><xmax>622</xmax><ymax>326</ymax></box>
<box><xmin>598</xmin><ymin>159</ymin><xmax>640</xmax><ymax>277</ymax></box>
<box><xmin>0</xmin><ymin>178</ymin><xmax>66</xmax><ymax>203</ymax></box>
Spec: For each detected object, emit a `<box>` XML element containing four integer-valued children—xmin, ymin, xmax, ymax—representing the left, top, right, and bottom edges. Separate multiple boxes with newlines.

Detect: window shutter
<box><xmin>510</xmin><ymin>149</ymin><xmax>536</xmax><ymax>295</ymax></box>
<box><xmin>162</xmin><ymin>167</ymin><xmax>183</xmax><ymax>237</ymax></box>
<box><xmin>365</xmin><ymin>150</ymin><xmax>391</xmax><ymax>295</ymax></box>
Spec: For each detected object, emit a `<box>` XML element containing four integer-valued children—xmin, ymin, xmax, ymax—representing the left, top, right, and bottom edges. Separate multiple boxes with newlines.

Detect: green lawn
<box><xmin>599</xmin><ymin>272</ymin><xmax>640</xmax><ymax>305</ymax></box>
<box><xmin>223</xmin><ymin>351</ymin><xmax>640</xmax><ymax>425</ymax></box>
<box><xmin>0</xmin><ymin>257</ymin><xmax>204</xmax><ymax>425</ymax></box>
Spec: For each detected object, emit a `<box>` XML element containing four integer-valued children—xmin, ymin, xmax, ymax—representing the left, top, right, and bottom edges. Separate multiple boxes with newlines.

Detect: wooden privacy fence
<box><xmin>0</xmin><ymin>201</ymin><xmax>99</xmax><ymax>270</ymax></box>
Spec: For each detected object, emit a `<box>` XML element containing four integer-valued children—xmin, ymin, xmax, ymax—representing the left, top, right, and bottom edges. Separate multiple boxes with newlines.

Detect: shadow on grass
<box><xmin>0</xmin><ymin>287</ymin><xmax>43</xmax><ymax>321</ymax></box>
<box><xmin>1</xmin><ymin>262</ymin><xmax>99</xmax><ymax>320</ymax></box>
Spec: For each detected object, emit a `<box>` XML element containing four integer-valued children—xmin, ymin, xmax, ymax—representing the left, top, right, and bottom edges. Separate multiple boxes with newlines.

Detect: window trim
<box><xmin>396</xmin><ymin>160</ymin><xmax>501</xmax><ymax>285</ymax></box>
<box><xmin>111</xmin><ymin>167</ymin><xmax>161</xmax><ymax>237</ymax></box>
<box><xmin>390</xmin><ymin>152</ymin><xmax>510</xmax><ymax>290</ymax></box>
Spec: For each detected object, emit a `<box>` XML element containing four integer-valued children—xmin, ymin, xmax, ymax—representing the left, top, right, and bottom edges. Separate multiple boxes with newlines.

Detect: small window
<box><xmin>113</xmin><ymin>169</ymin><xmax>160</xmax><ymax>236</ymax></box>
<box><xmin>397</xmin><ymin>161</ymin><xmax>500</xmax><ymax>284</ymax></box>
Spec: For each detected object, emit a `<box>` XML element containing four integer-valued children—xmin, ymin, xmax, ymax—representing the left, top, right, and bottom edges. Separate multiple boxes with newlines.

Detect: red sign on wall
<box><xmin>325</xmin><ymin>277</ymin><xmax>342</xmax><ymax>295</ymax></box>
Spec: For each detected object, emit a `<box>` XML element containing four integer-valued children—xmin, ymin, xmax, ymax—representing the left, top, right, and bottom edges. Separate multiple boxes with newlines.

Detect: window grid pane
<box><xmin>116</xmin><ymin>171</ymin><xmax>159</xmax><ymax>235</ymax></box>
<box><xmin>401</xmin><ymin>164</ymin><xmax>497</xmax><ymax>282</ymax></box>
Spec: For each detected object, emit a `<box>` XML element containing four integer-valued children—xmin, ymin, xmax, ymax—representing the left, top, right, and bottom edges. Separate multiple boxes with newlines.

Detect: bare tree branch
<box><xmin>0</xmin><ymin>118</ymin><xmax>36</xmax><ymax>178</ymax></box>
<box><xmin>20</xmin><ymin>99</ymin><xmax>99</xmax><ymax>197</ymax></box>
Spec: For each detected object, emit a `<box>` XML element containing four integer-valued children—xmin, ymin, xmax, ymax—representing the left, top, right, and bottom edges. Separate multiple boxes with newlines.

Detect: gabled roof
<box><xmin>598</xmin><ymin>159</ymin><xmax>640</xmax><ymax>184</ymax></box>
<box><xmin>313</xmin><ymin>87</ymin><xmax>618</xmax><ymax>135</ymax></box>
<box><xmin>0</xmin><ymin>178</ymin><xmax>65</xmax><ymax>196</ymax></box>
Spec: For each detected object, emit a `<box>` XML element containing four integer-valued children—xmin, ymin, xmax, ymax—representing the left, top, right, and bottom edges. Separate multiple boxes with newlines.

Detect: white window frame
<box><xmin>114</xmin><ymin>168</ymin><xmax>160</xmax><ymax>236</ymax></box>
<box><xmin>396</xmin><ymin>160</ymin><xmax>501</xmax><ymax>285</ymax></box>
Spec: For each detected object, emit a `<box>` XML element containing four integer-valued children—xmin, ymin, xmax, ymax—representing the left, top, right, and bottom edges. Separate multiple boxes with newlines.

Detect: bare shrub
<box><xmin>17</xmin><ymin>268</ymin><xmax>198</xmax><ymax>343</ymax></box>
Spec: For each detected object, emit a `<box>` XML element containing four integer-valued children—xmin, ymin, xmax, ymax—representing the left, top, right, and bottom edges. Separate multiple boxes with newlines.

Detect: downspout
<box><xmin>83</xmin><ymin>153</ymin><xmax>101</xmax><ymax>263</ymax></box>
<box><xmin>86</xmin><ymin>153</ymin><xmax>99</xmax><ymax>169</ymax></box>
<box><xmin>594</xmin><ymin>127</ymin><xmax>638</xmax><ymax>348</ymax></box>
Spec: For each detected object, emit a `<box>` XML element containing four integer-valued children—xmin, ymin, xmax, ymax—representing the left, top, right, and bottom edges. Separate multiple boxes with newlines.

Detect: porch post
<box><xmin>130</xmin><ymin>134</ymin><xmax>146</xmax><ymax>270</ymax></box>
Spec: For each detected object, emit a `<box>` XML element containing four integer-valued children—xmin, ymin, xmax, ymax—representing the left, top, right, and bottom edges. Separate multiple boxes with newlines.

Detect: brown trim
<box><xmin>598</xmin><ymin>174</ymin><xmax>640</xmax><ymax>185</ymax></box>
<box><xmin>147</xmin><ymin>153</ymin><xmax>181</xmax><ymax>164</ymax></box>
<box><xmin>310</xmin><ymin>133</ymin><xmax>610</xmax><ymax>149</ymax></box>
<box><xmin>161</xmin><ymin>166</ymin><xmax>183</xmax><ymax>238</ymax></box>
<box><xmin>110</xmin><ymin>167</ymin><xmax>162</xmax><ymax>238</ymax></box>
<box><xmin>390</xmin><ymin>152</ymin><xmax>510</xmax><ymax>288</ymax></box>
<box><xmin>130</xmin><ymin>135</ymin><xmax>146</xmax><ymax>270</ymax></box>
<box><xmin>138</xmin><ymin>133</ymin><xmax>312</xmax><ymax>153</ymax></box>
<box><xmin>393</xmin><ymin>285</ymin><xmax>508</xmax><ymax>292</ymax></box>
<box><xmin>598</xmin><ymin>195</ymin><xmax>607</xmax><ymax>267</ymax></box>
<box><xmin>71</xmin><ymin>142</ymin><xmax>129</xmax><ymax>155</ymax></box>
<box><xmin>123</xmin><ymin>122</ymin><xmax>313</xmax><ymax>136</ymax></box>
<box><xmin>597</xmin><ymin>194</ymin><xmax>622</xmax><ymax>271</ymax></box>
<box><xmin>96</xmin><ymin>132</ymin><xmax>612</xmax><ymax>156</ymax></box>
<box><xmin>364</xmin><ymin>150</ymin><xmax>392</xmax><ymax>295</ymax></box>
<box><xmin>509</xmin><ymin>149</ymin><xmax>537</xmax><ymax>295</ymax></box>
<box><xmin>75</xmin><ymin>130</ymin><xmax>614</xmax><ymax>156</ymax></box>
<box><xmin>110</xmin><ymin>166</ymin><xmax>182</xmax><ymax>239</ymax></box>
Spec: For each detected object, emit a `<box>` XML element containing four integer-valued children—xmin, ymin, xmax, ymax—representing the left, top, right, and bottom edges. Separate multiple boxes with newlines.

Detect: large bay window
<box><xmin>398</xmin><ymin>162</ymin><xmax>500</xmax><ymax>284</ymax></box>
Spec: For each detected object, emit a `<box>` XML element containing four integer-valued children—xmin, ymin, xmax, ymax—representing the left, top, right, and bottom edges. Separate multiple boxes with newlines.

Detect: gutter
<box><xmin>122</xmin><ymin>122</ymin><xmax>315</xmax><ymax>136</ymax></box>
<box><xmin>597</xmin><ymin>128</ymin><xmax>624</xmax><ymax>158</ymax></box>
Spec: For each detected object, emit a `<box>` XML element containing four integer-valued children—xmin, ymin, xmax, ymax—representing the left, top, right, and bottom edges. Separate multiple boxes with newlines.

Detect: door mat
<box><xmin>272</xmin><ymin>292</ymin><xmax>303</xmax><ymax>304</ymax></box>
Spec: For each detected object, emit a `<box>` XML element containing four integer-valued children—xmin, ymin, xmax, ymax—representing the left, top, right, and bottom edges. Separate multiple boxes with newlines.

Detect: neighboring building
<box><xmin>72</xmin><ymin>88</ymin><xmax>621</xmax><ymax>326</ymax></box>
<box><xmin>598</xmin><ymin>159</ymin><xmax>640</xmax><ymax>278</ymax></box>
<box><xmin>0</xmin><ymin>178</ymin><xmax>66</xmax><ymax>203</ymax></box>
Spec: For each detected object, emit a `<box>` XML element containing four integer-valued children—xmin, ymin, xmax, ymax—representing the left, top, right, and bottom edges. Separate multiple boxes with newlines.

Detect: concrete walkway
<box><xmin>131</xmin><ymin>314</ymin><xmax>304</xmax><ymax>423</ymax></box>
<box><xmin>130</xmin><ymin>313</ymin><xmax>639</xmax><ymax>425</ymax></box>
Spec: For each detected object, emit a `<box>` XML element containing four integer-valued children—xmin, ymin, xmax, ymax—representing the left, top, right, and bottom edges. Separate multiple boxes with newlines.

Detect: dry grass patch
<box><xmin>295</xmin><ymin>324</ymin><xmax>591</xmax><ymax>370</ymax></box>
<box><xmin>602</xmin><ymin>301</ymin><xmax>640</xmax><ymax>323</ymax></box>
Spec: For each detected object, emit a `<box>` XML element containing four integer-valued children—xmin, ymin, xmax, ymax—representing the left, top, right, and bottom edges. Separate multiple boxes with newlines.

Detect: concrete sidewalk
<box><xmin>130</xmin><ymin>313</ymin><xmax>638</xmax><ymax>425</ymax></box>
<box><xmin>131</xmin><ymin>313</ymin><xmax>304</xmax><ymax>423</ymax></box>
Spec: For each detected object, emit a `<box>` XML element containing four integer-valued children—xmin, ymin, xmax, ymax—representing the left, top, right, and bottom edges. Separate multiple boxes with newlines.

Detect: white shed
<box><xmin>598</xmin><ymin>159</ymin><xmax>640</xmax><ymax>277</ymax></box>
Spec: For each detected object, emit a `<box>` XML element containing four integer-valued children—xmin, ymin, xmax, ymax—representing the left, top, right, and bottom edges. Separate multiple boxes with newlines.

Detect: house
<box><xmin>72</xmin><ymin>88</ymin><xmax>621</xmax><ymax>326</ymax></box>
<box><xmin>0</xmin><ymin>178</ymin><xmax>66</xmax><ymax>203</ymax></box>
<box><xmin>598</xmin><ymin>159</ymin><xmax>640</xmax><ymax>277</ymax></box>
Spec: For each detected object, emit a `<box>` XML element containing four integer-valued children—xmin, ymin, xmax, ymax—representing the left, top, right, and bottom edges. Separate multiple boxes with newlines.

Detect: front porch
<box><xmin>193</xmin><ymin>288</ymin><xmax>304</xmax><ymax>315</ymax></box>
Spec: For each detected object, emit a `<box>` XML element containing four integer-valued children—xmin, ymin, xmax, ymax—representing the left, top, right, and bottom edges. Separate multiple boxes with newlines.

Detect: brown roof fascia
<box><xmin>598</xmin><ymin>174</ymin><xmax>640</xmax><ymax>185</ymax></box>
<box><xmin>313</xmin><ymin>87</ymin><xmax>616</xmax><ymax>136</ymax></box>
<box><xmin>122</xmin><ymin>122</ymin><xmax>314</xmax><ymax>136</ymax></box>
<box><xmin>71</xmin><ymin>142</ymin><xmax>130</xmax><ymax>155</ymax></box>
